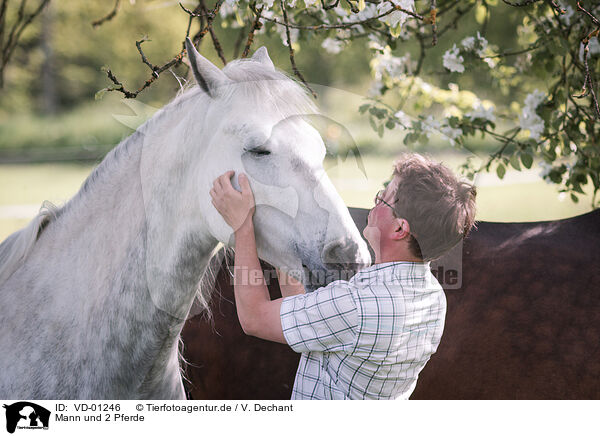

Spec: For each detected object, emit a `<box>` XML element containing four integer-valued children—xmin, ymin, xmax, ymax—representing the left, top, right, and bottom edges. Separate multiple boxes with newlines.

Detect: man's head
<box><xmin>363</xmin><ymin>153</ymin><xmax>477</xmax><ymax>263</ymax></box>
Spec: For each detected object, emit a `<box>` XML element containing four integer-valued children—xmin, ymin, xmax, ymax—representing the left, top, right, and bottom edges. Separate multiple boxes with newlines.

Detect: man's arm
<box><xmin>210</xmin><ymin>171</ymin><xmax>286</xmax><ymax>344</ymax></box>
<box><xmin>277</xmin><ymin>269</ymin><xmax>306</xmax><ymax>298</ymax></box>
<box><xmin>233</xmin><ymin>223</ymin><xmax>286</xmax><ymax>343</ymax></box>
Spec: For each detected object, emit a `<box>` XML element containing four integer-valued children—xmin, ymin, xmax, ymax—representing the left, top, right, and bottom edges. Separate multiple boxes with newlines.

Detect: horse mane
<box><xmin>0</xmin><ymin>201</ymin><xmax>59</xmax><ymax>284</ymax></box>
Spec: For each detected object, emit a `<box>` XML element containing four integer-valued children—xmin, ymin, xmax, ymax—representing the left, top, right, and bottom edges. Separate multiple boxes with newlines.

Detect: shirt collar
<box><xmin>354</xmin><ymin>261</ymin><xmax>432</xmax><ymax>282</ymax></box>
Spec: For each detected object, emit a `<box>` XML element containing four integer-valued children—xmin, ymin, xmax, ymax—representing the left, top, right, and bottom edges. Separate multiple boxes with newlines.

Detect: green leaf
<box><xmin>520</xmin><ymin>152</ymin><xmax>533</xmax><ymax>169</ymax></box>
<box><xmin>385</xmin><ymin>119</ymin><xmax>396</xmax><ymax>129</ymax></box>
<box><xmin>94</xmin><ymin>88</ymin><xmax>108</xmax><ymax>100</ymax></box>
<box><xmin>369</xmin><ymin>116</ymin><xmax>378</xmax><ymax>132</ymax></box>
<box><xmin>572</xmin><ymin>183</ymin><xmax>585</xmax><ymax>194</ymax></box>
<box><xmin>570</xmin><ymin>193</ymin><xmax>579</xmax><ymax>203</ymax></box>
<box><xmin>358</xmin><ymin>103</ymin><xmax>370</xmax><ymax>114</ymax></box>
<box><xmin>509</xmin><ymin>153</ymin><xmax>521</xmax><ymax>170</ymax></box>
<box><xmin>475</xmin><ymin>4</ymin><xmax>488</xmax><ymax>24</ymax></box>
<box><xmin>369</xmin><ymin>107</ymin><xmax>386</xmax><ymax>119</ymax></box>
<box><xmin>496</xmin><ymin>163</ymin><xmax>506</xmax><ymax>179</ymax></box>
<box><xmin>403</xmin><ymin>133</ymin><xmax>414</xmax><ymax>146</ymax></box>
<box><xmin>390</xmin><ymin>23</ymin><xmax>403</xmax><ymax>38</ymax></box>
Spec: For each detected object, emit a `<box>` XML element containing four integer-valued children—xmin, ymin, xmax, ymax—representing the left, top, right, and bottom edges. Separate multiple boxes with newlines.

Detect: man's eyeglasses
<box><xmin>374</xmin><ymin>189</ymin><xmax>397</xmax><ymax>212</ymax></box>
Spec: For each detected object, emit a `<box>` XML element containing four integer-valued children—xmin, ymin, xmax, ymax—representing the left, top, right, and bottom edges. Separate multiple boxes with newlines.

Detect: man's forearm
<box><xmin>233</xmin><ymin>222</ymin><xmax>271</xmax><ymax>334</ymax></box>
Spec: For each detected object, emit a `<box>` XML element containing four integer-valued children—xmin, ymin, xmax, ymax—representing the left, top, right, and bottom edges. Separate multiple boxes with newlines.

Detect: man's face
<box><xmin>363</xmin><ymin>176</ymin><xmax>400</xmax><ymax>261</ymax></box>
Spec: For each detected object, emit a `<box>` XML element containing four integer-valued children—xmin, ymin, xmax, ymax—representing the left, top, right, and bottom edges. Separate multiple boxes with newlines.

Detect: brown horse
<box><xmin>181</xmin><ymin>207</ymin><xmax>600</xmax><ymax>399</ymax></box>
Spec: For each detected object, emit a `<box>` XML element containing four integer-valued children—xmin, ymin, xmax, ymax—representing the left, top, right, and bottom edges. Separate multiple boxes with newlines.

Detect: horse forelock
<box><xmin>221</xmin><ymin>59</ymin><xmax>318</xmax><ymax>118</ymax></box>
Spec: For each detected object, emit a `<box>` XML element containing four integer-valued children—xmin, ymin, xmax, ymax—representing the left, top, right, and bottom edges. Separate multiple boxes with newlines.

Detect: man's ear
<box><xmin>390</xmin><ymin>218</ymin><xmax>411</xmax><ymax>241</ymax></box>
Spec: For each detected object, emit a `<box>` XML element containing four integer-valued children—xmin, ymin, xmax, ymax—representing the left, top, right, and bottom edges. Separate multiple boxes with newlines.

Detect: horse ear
<box><xmin>251</xmin><ymin>46</ymin><xmax>275</xmax><ymax>70</ymax></box>
<box><xmin>185</xmin><ymin>37</ymin><xmax>231</xmax><ymax>98</ymax></box>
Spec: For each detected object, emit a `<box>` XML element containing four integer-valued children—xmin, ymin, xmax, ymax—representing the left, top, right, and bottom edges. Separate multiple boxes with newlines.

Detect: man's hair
<box><xmin>392</xmin><ymin>153</ymin><xmax>477</xmax><ymax>261</ymax></box>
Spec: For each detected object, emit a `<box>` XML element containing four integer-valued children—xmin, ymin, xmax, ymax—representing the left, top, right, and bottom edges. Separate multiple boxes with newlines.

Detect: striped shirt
<box><xmin>280</xmin><ymin>261</ymin><xmax>446</xmax><ymax>400</ymax></box>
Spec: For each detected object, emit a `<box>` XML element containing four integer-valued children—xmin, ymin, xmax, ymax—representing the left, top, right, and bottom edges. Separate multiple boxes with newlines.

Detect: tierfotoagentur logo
<box><xmin>2</xmin><ymin>402</ymin><xmax>50</xmax><ymax>434</ymax></box>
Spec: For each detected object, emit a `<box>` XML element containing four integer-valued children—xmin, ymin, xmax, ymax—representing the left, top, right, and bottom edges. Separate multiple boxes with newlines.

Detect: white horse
<box><xmin>0</xmin><ymin>39</ymin><xmax>371</xmax><ymax>399</ymax></box>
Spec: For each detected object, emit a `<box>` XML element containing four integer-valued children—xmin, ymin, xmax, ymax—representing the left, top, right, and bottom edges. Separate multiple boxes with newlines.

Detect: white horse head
<box><xmin>183</xmin><ymin>39</ymin><xmax>371</xmax><ymax>288</ymax></box>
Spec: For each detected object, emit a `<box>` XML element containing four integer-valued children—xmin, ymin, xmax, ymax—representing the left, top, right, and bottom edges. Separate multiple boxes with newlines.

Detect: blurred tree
<box><xmin>0</xmin><ymin>0</ymin><xmax>598</xmax><ymax>207</ymax></box>
<box><xmin>40</xmin><ymin>2</ymin><xmax>56</xmax><ymax>113</ymax></box>
<box><xmin>0</xmin><ymin>0</ymin><xmax>50</xmax><ymax>88</ymax></box>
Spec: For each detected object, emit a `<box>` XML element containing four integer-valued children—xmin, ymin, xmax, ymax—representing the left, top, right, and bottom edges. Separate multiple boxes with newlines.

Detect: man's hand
<box><xmin>210</xmin><ymin>171</ymin><xmax>255</xmax><ymax>233</ymax></box>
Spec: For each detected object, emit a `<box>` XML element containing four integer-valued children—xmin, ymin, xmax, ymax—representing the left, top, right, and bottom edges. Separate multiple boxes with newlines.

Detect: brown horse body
<box><xmin>181</xmin><ymin>207</ymin><xmax>600</xmax><ymax>399</ymax></box>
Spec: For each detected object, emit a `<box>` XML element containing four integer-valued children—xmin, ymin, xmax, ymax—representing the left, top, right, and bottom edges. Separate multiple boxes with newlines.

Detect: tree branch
<box><xmin>280</xmin><ymin>0</ymin><xmax>317</xmax><ymax>99</ymax></box>
<box><xmin>199</xmin><ymin>0</ymin><xmax>227</xmax><ymax>65</ymax></box>
<box><xmin>242</xmin><ymin>4</ymin><xmax>263</xmax><ymax>58</ymax></box>
<box><xmin>1</xmin><ymin>0</ymin><xmax>50</xmax><ymax>87</ymax></box>
<box><xmin>251</xmin><ymin>2</ymin><xmax>422</xmax><ymax>30</ymax></box>
<box><xmin>91</xmin><ymin>0</ymin><xmax>121</xmax><ymax>28</ymax></box>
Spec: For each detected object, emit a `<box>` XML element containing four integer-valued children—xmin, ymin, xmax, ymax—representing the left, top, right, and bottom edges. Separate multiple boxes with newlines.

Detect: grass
<box><xmin>0</xmin><ymin>154</ymin><xmax>594</xmax><ymax>241</ymax></box>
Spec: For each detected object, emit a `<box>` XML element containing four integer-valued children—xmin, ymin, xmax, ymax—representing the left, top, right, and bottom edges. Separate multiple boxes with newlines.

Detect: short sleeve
<box><xmin>280</xmin><ymin>280</ymin><xmax>358</xmax><ymax>354</ymax></box>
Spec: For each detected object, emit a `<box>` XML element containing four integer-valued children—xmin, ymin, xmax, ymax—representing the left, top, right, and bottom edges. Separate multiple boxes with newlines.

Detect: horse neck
<box><xmin>30</xmin><ymin>91</ymin><xmax>218</xmax><ymax>397</ymax></box>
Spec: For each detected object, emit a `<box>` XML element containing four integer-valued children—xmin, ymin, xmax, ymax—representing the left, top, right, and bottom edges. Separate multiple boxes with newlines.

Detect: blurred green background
<box><xmin>0</xmin><ymin>1</ymin><xmax>594</xmax><ymax>241</ymax></box>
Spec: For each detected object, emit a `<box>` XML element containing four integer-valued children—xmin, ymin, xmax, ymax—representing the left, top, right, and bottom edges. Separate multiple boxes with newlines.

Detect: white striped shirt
<box><xmin>280</xmin><ymin>261</ymin><xmax>446</xmax><ymax>400</ymax></box>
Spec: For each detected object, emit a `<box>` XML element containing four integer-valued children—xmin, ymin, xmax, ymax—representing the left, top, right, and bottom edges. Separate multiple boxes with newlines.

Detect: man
<box><xmin>210</xmin><ymin>153</ymin><xmax>476</xmax><ymax>399</ymax></box>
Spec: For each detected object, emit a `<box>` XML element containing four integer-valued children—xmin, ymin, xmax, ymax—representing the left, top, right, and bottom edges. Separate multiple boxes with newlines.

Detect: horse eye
<box><xmin>248</xmin><ymin>148</ymin><xmax>271</xmax><ymax>156</ymax></box>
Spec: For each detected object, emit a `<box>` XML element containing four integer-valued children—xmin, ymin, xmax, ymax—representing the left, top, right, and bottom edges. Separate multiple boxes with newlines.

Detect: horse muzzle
<box><xmin>300</xmin><ymin>237</ymin><xmax>371</xmax><ymax>291</ymax></box>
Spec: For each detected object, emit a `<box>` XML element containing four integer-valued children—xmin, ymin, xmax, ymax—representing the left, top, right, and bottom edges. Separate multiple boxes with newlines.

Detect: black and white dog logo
<box><xmin>3</xmin><ymin>402</ymin><xmax>50</xmax><ymax>433</ymax></box>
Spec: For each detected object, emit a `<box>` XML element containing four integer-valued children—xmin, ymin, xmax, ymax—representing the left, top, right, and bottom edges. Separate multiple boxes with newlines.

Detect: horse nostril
<box><xmin>321</xmin><ymin>238</ymin><xmax>363</xmax><ymax>276</ymax></box>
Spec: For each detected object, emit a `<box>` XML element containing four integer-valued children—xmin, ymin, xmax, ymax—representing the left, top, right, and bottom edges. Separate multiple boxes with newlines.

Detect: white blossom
<box><xmin>440</xmin><ymin>125</ymin><xmax>462</xmax><ymax>146</ymax></box>
<box><xmin>461</xmin><ymin>32</ymin><xmax>488</xmax><ymax>56</ymax></box>
<box><xmin>519</xmin><ymin>111</ymin><xmax>544</xmax><ymax>140</ymax></box>
<box><xmin>462</xmin><ymin>36</ymin><xmax>475</xmax><ymax>51</ymax></box>
<box><xmin>443</xmin><ymin>45</ymin><xmax>465</xmax><ymax>73</ymax></box>
<box><xmin>422</xmin><ymin>115</ymin><xmax>441</xmax><ymax>138</ymax></box>
<box><xmin>377</xmin><ymin>0</ymin><xmax>415</xmax><ymax>28</ymax></box>
<box><xmin>519</xmin><ymin>89</ymin><xmax>546</xmax><ymax>140</ymax></box>
<box><xmin>394</xmin><ymin>110</ymin><xmax>412</xmax><ymax>128</ymax></box>
<box><xmin>524</xmin><ymin>89</ymin><xmax>546</xmax><ymax>109</ymax></box>
<box><xmin>352</xmin><ymin>4</ymin><xmax>378</xmax><ymax>21</ymax></box>
<box><xmin>466</xmin><ymin>104</ymin><xmax>496</xmax><ymax>123</ymax></box>
<box><xmin>515</xmin><ymin>53</ymin><xmax>533</xmax><ymax>73</ymax></box>
<box><xmin>256</xmin><ymin>0</ymin><xmax>276</xmax><ymax>8</ymax></box>
<box><xmin>373</xmin><ymin>47</ymin><xmax>415</xmax><ymax>80</ymax></box>
<box><xmin>303</xmin><ymin>0</ymin><xmax>319</xmax><ymax>7</ymax></box>
<box><xmin>276</xmin><ymin>24</ymin><xmax>299</xmax><ymax>46</ymax></box>
<box><xmin>579</xmin><ymin>36</ymin><xmax>600</xmax><ymax>62</ymax></box>
<box><xmin>483</xmin><ymin>57</ymin><xmax>497</xmax><ymax>68</ymax></box>
<box><xmin>368</xmin><ymin>33</ymin><xmax>386</xmax><ymax>52</ymax></box>
<box><xmin>333</xmin><ymin>6</ymin><xmax>349</xmax><ymax>18</ymax></box>
<box><xmin>420</xmin><ymin>80</ymin><xmax>433</xmax><ymax>94</ymax></box>
<box><xmin>367</xmin><ymin>79</ymin><xmax>385</xmax><ymax>97</ymax></box>
<box><xmin>322</xmin><ymin>38</ymin><xmax>345</xmax><ymax>54</ymax></box>
<box><xmin>220</xmin><ymin>1</ymin><xmax>237</xmax><ymax>18</ymax></box>
<box><xmin>557</xmin><ymin>3</ymin><xmax>575</xmax><ymax>26</ymax></box>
